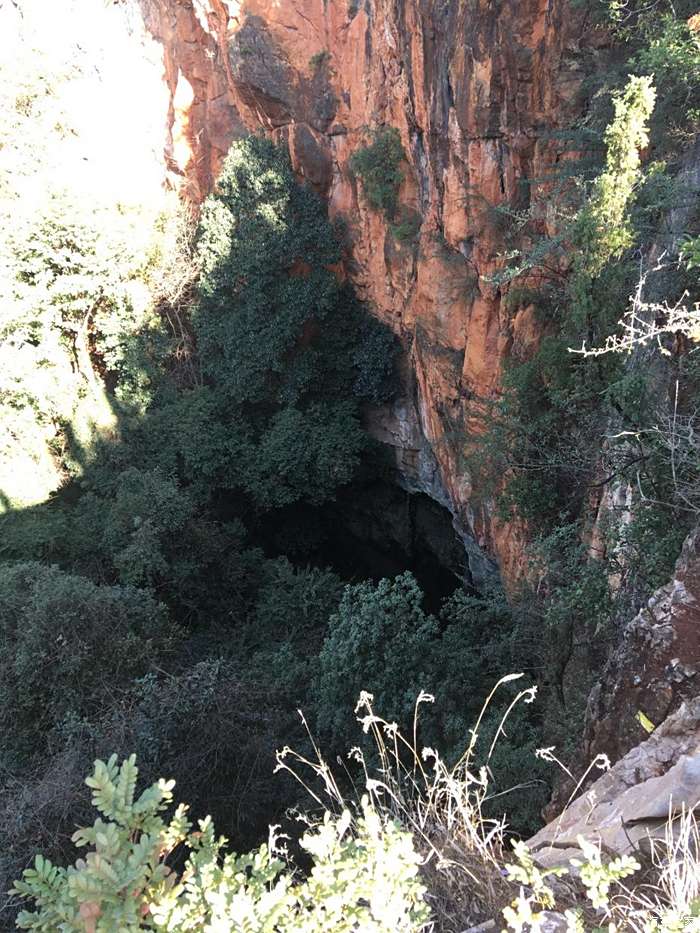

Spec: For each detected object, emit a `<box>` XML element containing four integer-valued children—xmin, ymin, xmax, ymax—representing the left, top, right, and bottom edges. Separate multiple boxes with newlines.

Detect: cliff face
<box><xmin>530</xmin><ymin>694</ymin><xmax>700</xmax><ymax>868</ymax></box>
<box><xmin>584</xmin><ymin>527</ymin><xmax>700</xmax><ymax>768</ymax></box>
<box><xmin>138</xmin><ymin>0</ymin><xmax>604</xmax><ymax>581</ymax></box>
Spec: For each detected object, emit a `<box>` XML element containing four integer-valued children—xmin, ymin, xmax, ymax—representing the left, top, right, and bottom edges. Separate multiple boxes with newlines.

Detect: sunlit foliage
<box><xmin>0</xmin><ymin>21</ymin><xmax>185</xmax><ymax>509</ymax></box>
<box><xmin>13</xmin><ymin>755</ymin><xmax>430</xmax><ymax>932</ymax></box>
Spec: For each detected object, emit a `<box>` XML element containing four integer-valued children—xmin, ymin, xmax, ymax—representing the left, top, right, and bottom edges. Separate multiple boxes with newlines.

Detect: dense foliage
<box><xmin>13</xmin><ymin>745</ymin><xmax>698</xmax><ymax>933</ymax></box>
<box><xmin>0</xmin><ymin>563</ymin><xmax>173</xmax><ymax>762</ymax></box>
<box><xmin>3</xmin><ymin>3</ymin><xmax>700</xmax><ymax>926</ymax></box>
<box><xmin>2</xmin><ymin>123</ymin><xmax>514</xmax><ymax>921</ymax></box>
<box><xmin>13</xmin><ymin>756</ymin><xmax>430</xmax><ymax>932</ymax></box>
<box><xmin>349</xmin><ymin>127</ymin><xmax>406</xmax><ymax>220</ymax></box>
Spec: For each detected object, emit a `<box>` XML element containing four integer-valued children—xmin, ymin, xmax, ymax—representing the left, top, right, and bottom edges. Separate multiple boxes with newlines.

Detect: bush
<box><xmin>313</xmin><ymin>573</ymin><xmax>440</xmax><ymax>751</ymax></box>
<box><xmin>352</xmin><ymin>316</ymin><xmax>400</xmax><ymax>403</ymax></box>
<box><xmin>243</xmin><ymin>402</ymin><xmax>366</xmax><ymax>508</ymax></box>
<box><xmin>194</xmin><ymin>135</ymin><xmax>341</xmax><ymax>403</ymax></box>
<box><xmin>192</xmin><ymin>135</ymin><xmax>398</xmax><ymax>510</ymax></box>
<box><xmin>0</xmin><ymin>39</ymin><xmax>188</xmax><ymax>510</ymax></box>
<box><xmin>312</xmin><ymin>573</ymin><xmax>549</xmax><ymax>831</ymax></box>
<box><xmin>309</xmin><ymin>50</ymin><xmax>331</xmax><ymax>71</ymax></box>
<box><xmin>349</xmin><ymin>127</ymin><xmax>406</xmax><ymax>220</ymax></box>
<box><xmin>631</xmin><ymin>14</ymin><xmax>700</xmax><ymax>143</ymax></box>
<box><xmin>99</xmin><ymin>468</ymin><xmax>194</xmax><ymax>586</ymax></box>
<box><xmin>0</xmin><ymin>562</ymin><xmax>173</xmax><ymax>761</ymax></box>
<box><xmin>12</xmin><ymin>755</ymin><xmax>430</xmax><ymax>932</ymax></box>
<box><xmin>503</xmin><ymin>818</ymin><xmax>700</xmax><ymax>933</ymax></box>
<box><xmin>14</xmin><ymin>691</ymin><xmax>699</xmax><ymax>933</ymax></box>
<box><xmin>0</xmin><ymin>659</ymin><xmax>294</xmax><ymax>899</ymax></box>
<box><xmin>93</xmin><ymin>660</ymin><xmax>294</xmax><ymax>848</ymax></box>
<box><xmin>244</xmin><ymin>558</ymin><xmax>343</xmax><ymax>701</ymax></box>
<box><xmin>390</xmin><ymin>207</ymin><xmax>422</xmax><ymax>244</ymax></box>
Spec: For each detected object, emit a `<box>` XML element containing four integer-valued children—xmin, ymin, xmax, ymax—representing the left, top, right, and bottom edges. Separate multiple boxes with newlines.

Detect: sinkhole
<box><xmin>257</xmin><ymin>478</ymin><xmax>470</xmax><ymax>613</ymax></box>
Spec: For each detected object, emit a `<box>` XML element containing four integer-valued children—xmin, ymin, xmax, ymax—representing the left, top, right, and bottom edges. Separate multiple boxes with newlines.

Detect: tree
<box><xmin>244</xmin><ymin>403</ymin><xmax>366</xmax><ymax>508</ymax></box>
<box><xmin>195</xmin><ymin>135</ymin><xmax>342</xmax><ymax>405</ymax></box>
<box><xmin>192</xmin><ymin>135</ymin><xmax>397</xmax><ymax>510</ymax></box>
<box><xmin>314</xmin><ymin>573</ymin><xmax>440</xmax><ymax>750</ymax></box>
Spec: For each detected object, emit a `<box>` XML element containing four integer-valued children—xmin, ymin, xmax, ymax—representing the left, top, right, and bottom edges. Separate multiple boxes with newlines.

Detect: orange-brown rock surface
<box><xmin>138</xmin><ymin>0</ymin><xmax>606</xmax><ymax>581</ymax></box>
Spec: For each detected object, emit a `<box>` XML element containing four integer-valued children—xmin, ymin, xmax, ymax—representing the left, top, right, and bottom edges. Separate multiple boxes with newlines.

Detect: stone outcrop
<box><xmin>529</xmin><ymin>696</ymin><xmax>700</xmax><ymax>867</ymax></box>
<box><xmin>136</xmin><ymin>0</ymin><xmax>607</xmax><ymax>582</ymax></box>
<box><xmin>584</xmin><ymin>526</ymin><xmax>700</xmax><ymax>769</ymax></box>
<box><xmin>542</xmin><ymin>525</ymin><xmax>700</xmax><ymax>822</ymax></box>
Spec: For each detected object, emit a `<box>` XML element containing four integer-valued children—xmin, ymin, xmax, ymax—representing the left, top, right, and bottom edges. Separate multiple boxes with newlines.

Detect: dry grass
<box><xmin>276</xmin><ymin>675</ymin><xmax>537</xmax><ymax>932</ymax></box>
<box><xmin>276</xmin><ymin>681</ymin><xmax>700</xmax><ymax>933</ymax></box>
<box><xmin>609</xmin><ymin>805</ymin><xmax>700</xmax><ymax>932</ymax></box>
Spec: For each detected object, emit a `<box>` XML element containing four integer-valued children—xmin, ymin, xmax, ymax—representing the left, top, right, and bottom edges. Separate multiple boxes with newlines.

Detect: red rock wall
<box><xmin>139</xmin><ymin>0</ymin><xmax>606</xmax><ymax>582</ymax></box>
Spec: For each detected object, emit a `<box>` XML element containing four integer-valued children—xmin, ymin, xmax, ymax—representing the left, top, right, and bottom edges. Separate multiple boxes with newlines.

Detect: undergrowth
<box><xmin>11</xmin><ymin>683</ymin><xmax>700</xmax><ymax>932</ymax></box>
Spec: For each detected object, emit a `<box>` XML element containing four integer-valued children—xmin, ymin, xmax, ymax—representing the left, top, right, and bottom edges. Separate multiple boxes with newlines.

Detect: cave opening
<box><xmin>255</xmin><ymin>477</ymin><xmax>470</xmax><ymax>614</ymax></box>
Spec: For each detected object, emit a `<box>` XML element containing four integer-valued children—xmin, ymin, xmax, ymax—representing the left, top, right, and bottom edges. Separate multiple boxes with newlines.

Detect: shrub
<box><xmin>0</xmin><ymin>659</ymin><xmax>293</xmax><ymax>899</ymax></box>
<box><xmin>572</xmin><ymin>75</ymin><xmax>656</xmax><ymax>288</ymax></box>
<box><xmin>352</xmin><ymin>316</ymin><xmax>400</xmax><ymax>402</ymax></box>
<box><xmin>15</xmin><ymin>690</ymin><xmax>700</xmax><ymax>933</ymax></box>
<box><xmin>243</xmin><ymin>402</ymin><xmax>366</xmax><ymax>508</ymax></box>
<box><xmin>0</xmin><ymin>562</ymin><xmax>173</xmax><ymax>761</ymax></box>
<box><xmin>0</xmin><ymin>39</ymin><xmax>188</xmax><ymax>510</ymax></box>
<box><xmin>94</xmin><ymin>660</ymin><xmax>295</xmax><ymax>849</ymax></box>
<box><xmin>313</xmin><ymin>573</ymin><xmax>441</xmax><ymax>751</ymax></box>
<box><xmin>473</xmin><ymin>75</ymin><xmax>658</xmax><ymax>537</ymax></box>
<box><xmin>313</xmin><ymin>574</ymin><xmax>547</xmax><ymax>818</ymax></box>
<box><xmin>278</xmin><ymin>686</ymin><xmax>531</xmax><ymax>931</ymax></box>
<box><xmin>349</xmin><ymin>127</ymin><xmax>406</xmax><ymax>219</ymax></box>
<box><xmin>99</xmin><ymin>468</ymin><xmax>194</xmax><ymax>586</ymax></box>
<box><xmin>12</xmin><ymin>755</ymin><xmax>430</xmax><ymax>932</ymax></box>
<box><xmin>309</xmin><ymin>50</ymin><xmax>331</xmax><ymax>71</ymax></box>
<box><xmin>502</xmin><ymin>813</ymin><xmax>700</xmax><ymax>933</ymax></box>
<box><xmin>244</xmin><ymin>558</ymin><xmax>343</xmax><ymax>700</ymax></box>
<box><xmin>630</xmin><ymin>14</ymin><xmax>700</xmax><ymax>143</ymax></box>
<box><xmin>390</xmin><ymin>207</ymin><xmax>422</xmax><ymax>244</ymax></box>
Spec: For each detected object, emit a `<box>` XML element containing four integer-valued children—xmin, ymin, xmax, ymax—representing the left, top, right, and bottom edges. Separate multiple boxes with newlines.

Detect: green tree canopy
<box><xmin>192</xmin><ymin>135</ymin><xmax>397</xmax><ymax>509</ymax></box>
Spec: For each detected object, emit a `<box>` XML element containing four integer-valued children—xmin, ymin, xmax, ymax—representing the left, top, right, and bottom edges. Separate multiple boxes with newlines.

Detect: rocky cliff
<box><xmin>137</xmin><ymin>0</ymin><xmax>607</xmax><ymax>583</ymax></box>
<box><xmin>530</xmin><ymin>695</ymin><xmax>700</xmax><ymax>869</ymax></box>
<box><xmin>584</xmin><ymin>527</ymin><xmax>700</xmax><ymax>770</ymax></box>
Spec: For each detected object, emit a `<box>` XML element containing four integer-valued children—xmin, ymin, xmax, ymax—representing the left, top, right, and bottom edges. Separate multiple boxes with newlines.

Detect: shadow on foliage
<box><xmin>0</xmin><ymin>136</ymin><xmax>406</xmax><ymax>908</ymax></box>
<box><xmin>0</xmin><ymin>139</ymin><xmax>548</xmax><ymax>928</ymax></box>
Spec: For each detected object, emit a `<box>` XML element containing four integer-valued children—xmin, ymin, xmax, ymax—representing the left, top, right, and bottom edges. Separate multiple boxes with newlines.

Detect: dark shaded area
<box><xmin>254</xmin><ymin>480</ymin><xmax>467</xmax><ymax>614</ymax></box>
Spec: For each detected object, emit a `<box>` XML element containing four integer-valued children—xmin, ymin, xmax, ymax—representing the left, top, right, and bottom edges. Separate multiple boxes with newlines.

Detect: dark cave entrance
<box><xmin>257</xmin><ymin>477</ymin><xmax>470</xmax><ymax>614</ymax></box>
